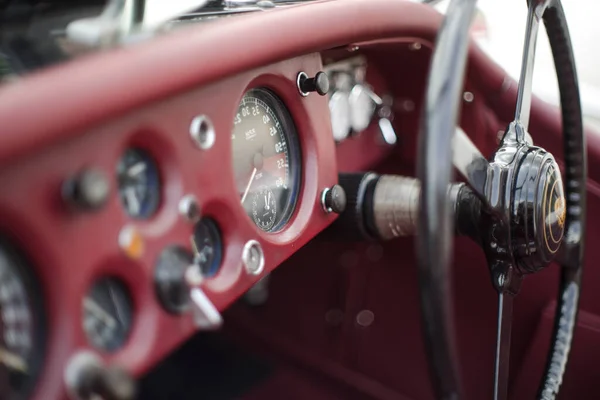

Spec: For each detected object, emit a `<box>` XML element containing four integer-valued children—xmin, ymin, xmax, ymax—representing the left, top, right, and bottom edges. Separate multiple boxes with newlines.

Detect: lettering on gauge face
<box><xmin>245</xmin><ymin>128</ymin><xmax>256</xmax><ymax>141</ymax></box>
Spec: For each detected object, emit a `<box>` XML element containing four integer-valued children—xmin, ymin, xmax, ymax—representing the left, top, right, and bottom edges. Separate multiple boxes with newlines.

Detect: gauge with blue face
<box><xmin>192</xmin><ymin>218</ymin><xmax>223</xmax><ymax>278</ymax></box>
<box><xmin>117</xmin><ymin>148</ymin><xmax>161</xmax><ymax>219</ymax></box>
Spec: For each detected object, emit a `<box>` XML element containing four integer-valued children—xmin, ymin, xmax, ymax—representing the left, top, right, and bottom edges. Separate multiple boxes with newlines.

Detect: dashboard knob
<box><xmin>65</xmin><ymin>351</ymin><xmax>136</xmax><ymax>400</ymax></box>
<box><xmin>62</xmin><ymin>168</ymin><xmax>110</xmax><ymax>211</ymax></box>
<box><xmin>322</xmin><ymin>184</ymin><xmax>347</xmax><ymax>214</ymax></box>
<box><xmin>297</xmin><ymin>71</ymin><xmax>330</xmax><ymax>96</ymax></box>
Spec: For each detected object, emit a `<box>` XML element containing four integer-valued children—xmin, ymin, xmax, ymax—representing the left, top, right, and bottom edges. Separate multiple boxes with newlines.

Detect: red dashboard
<box><xmin>3</xmin><ymin>1</ymin><xmax>600</xmax><ymax>399</ymax></box>
<box><xmin>0</xmin><ymin>50</ymin><xmax>346</xmax><ymax>397</ymax></box>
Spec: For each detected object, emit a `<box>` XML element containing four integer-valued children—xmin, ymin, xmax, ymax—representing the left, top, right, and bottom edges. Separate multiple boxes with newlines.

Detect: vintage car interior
<box><xmin>0</xmin><ymin>0</ymin><xmax>595</xmax><ymax>399</ymax></box>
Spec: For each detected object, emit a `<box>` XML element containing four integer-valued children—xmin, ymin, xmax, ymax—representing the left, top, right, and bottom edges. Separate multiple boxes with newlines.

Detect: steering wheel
<box><xmin>417</xmin><ymin>0</ymin><xmax>586</xmax><ymax>399</ymax></box>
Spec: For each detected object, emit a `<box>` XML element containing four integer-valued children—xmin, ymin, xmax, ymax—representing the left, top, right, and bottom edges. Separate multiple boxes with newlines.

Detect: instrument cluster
<box><xmin>0</xmin><ymin>52</ymin><xmax>345</xmax><ymax>399</ymax></box>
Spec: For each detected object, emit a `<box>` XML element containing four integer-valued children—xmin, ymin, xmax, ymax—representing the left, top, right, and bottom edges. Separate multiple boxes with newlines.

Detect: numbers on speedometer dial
<box><xmin>0</xmin><ymin>243</ymin><xmax>45</xmax><ymax>400</ymax></box>
<box><xmin>232</xmin><ymin>88</ymin><xmax>301</xmax><ymax>233</ymax></box>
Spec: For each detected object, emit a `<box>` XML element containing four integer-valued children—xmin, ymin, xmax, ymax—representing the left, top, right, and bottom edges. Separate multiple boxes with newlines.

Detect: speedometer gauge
<box><xmin>0</xmin><ymin>243</ymin><xmax>45</xmax><ymax>400</ymax></box>
<box><xmin>231</xmin><ymin>88</ymin><xmax>301</xmax><ymax>233</ymax></box>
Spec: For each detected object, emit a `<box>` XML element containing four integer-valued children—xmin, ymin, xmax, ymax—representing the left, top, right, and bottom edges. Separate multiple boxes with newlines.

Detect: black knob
<box><xmin>323</xmin><ymin>184</ymin><xmax>347</xmax><ymax>214</ymax></box>
<box><xmin>62</xmin><ymin>168</ymin><xmax>110</xmax><ymax>211</ymax></box>
<box><xmin>298</xmin><ymin>71</ymin><xmax>330</xmax><ymax>96</ymax></box>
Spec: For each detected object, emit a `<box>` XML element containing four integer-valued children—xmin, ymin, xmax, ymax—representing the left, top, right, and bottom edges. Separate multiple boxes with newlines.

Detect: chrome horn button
<box><xmin>511</xmin><ymin>147</ymin><xmax>565</xmax><ymax>273</ymax></box>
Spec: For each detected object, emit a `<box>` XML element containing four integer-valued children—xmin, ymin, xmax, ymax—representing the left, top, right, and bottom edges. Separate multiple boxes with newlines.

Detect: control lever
<box><xmin>352</xmin><ymin>86</ymin><xmax>397</xmax><ymax>145</ymax></box>
<box><xmin>184</xmin><ymin>265</ymin><xmax>223</xmax><ymax>329</ymax></box>
<box><xmin>375</xmin><ymin>94</ymin><xmax>398</xmax><ymax>145</ymax></box>
<box><xmin>329</xmin><ymin>173</ymin><xmax>481</xmax><ymax>241</ymax></box>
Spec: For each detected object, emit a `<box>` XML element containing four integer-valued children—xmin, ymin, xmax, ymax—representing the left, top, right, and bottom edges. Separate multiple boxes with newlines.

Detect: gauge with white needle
<box><xmin>83</xmin><ymin>278</ymin><xmax>132</xmax><ymax>352</ymax></box>
<box><xmin>251</xmin><ymin>187</ymin><xmax>277</xmax><ymax>231</ymax></box>
<box><xmin>231</xmin><ymin>88</ymin><xmax>301</xmax><ymax>233</ymax></box>
<box><xmin>117</xmin><ymin>148</ymin><xmax>161</xmax><ymax>219</ymax></box>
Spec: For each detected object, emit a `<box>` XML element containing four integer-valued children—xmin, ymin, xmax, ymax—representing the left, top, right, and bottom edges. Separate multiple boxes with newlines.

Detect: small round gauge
<box><xmin>191</xmin><ymin>218</ymin><xmax>223</xmax><ymax>278</ymax></box>
<box><xmin>349</xmin><ymin>84</ymin><xmax>376</xmax><ymax>133</ymax></box>
<box><xmin>251</xmin><ymin>187</ymin><xmax>277</xmax><ymax>231</ymax></box>
<box><xmin>155</xmin><ymin>247</ymin><xmax>194</xmax><ymax>314</ymax></box>
<box><xmin>0</xmin><ymin>244</ymin><xmax>45</xmax><ymax>400</ymax></box>
<box><xmin>117</xmin><ymin>148</ymin><xmax>161</xmax><ymax>219</ymax></box>
<box><xmin>83</xmin><ymin>278</ymin><xmax>132</xmax><ymax>352</ymax></box>
<box><xmin>328</xmin><ymin>91</ymin><xmax>352</xmax><ymax>142</ymax></box>
<box><xmin>232</xmin><ymin>88</ymin><xmax>301</xmax><ymax>233</ymax></box>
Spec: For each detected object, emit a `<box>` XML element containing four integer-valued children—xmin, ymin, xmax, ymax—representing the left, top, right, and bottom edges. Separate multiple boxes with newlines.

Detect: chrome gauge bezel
<box><xmin>0</xmin><ymin>240</ymin><xmax>46</xmax><ymax>400</ymax></box>
<box><xmin>82</xmin><ymin>277</ymin><xmax>133</xmax><ymax>353</ymax></box>
<box><xmin>116</xmin><ymin>147</ymin><xmax>162</xmax><ymax>220</ymax></box>
<box><xmin>231</xmin><ymin>87</ymin><xmax>302</xmax><ymax>234</ymax></box>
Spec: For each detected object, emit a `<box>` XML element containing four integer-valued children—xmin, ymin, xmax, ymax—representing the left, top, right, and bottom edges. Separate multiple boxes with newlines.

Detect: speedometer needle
<box><xmin>241</xmin><ymin>168</ymin><xmax>257</xmax><ymax>204</ymax></box>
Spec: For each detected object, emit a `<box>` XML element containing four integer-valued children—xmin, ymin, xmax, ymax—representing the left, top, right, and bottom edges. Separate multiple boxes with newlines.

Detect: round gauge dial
<box><xmin>0</xmin><ymin>244</ymin><xmax>45</xmax><ymax>400</ymax></box>
<box><xmin>117</xmin><ymin>148</ymin><xmax>161</xmax><ymax>219</ymax></box>
<box><xmin>232</xmin><ymin>88</ymin><xmax>301</xmax><ymax>233</ymax></box>
<box><xmin>83</xmin><ymin>278</ymin><xmax>132</xmax><ymax>352</ymax></box>
<box><xmin>251</xmin><ymin>187</ymin><xmax>277</xmax><ymax>231</ymax></box>
<box><xmin>328</xmin><ymin>91</ymin><xmax>352</xmax><ymax>142</ymax></box>
<box><xmin>192</xmin><ymin>218</ymin><xmax>223</xmax><ymax>278</ymax></box>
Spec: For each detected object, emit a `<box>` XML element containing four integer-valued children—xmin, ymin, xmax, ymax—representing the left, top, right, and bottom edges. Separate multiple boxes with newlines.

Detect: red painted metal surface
<box><xmin>1</xmin><ymin>0</ymin><xmax>600</xmax><ymax>399</ymax></box>
<box><xmin>0</xmin><ymin>53</ymin><xmax>339</xmax><ymax>399</ymax></box>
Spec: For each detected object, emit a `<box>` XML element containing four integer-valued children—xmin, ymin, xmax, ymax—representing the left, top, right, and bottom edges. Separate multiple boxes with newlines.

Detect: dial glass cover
<box><xmin>0</xmin><ymin>244</ymin><xmax>45</xmax><ymax>400</ymax></box>
<box><xmin>83</xmin><ymin>278</ymin><xmax>132</xmax><ymax>352</ymax></box>
<box><xmin>192</xmin><ymin>218</ymin><xmax>223</xmax><ymax>278</ymax></box>
<box><xmin>231</xmin><ymin>88</ymin><xmax>301</xmax><ymax>233</ymax></box>
<box><xmin>117</xmin><ymin>148</ymin><xmax>161</xmax><ymax>219</ymax></box>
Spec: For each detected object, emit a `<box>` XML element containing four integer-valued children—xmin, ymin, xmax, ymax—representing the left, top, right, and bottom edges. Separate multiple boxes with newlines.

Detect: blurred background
<box><xmin>433</xmin><ymin>0</ymin><xmax>600</xmax><ymax>131</ymax></box>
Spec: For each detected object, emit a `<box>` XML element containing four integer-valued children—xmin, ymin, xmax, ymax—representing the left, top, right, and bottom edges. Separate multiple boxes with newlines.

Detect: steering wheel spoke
<box><xmin>512</xmin><ymin>0</ymin><xmax>549</xmax><ymax>137</ymax></box>
<box><xmin>488</xmin><ymin>263</ymin><xmax>522</xmax><ymax>400</ymax></box>
<box><xmin>493</xmin><ymin>291</ymin><xmax>514</xmax><ymax>400</ymax></box>
<box><xmin>452</xmin><ymin>127</ymin><xmax>489</xmax><ymax>201</ymax></box>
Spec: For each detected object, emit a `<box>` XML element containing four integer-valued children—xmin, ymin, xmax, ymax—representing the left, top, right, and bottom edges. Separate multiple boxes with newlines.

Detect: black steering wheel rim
<box><xmin>416</xmin><ymin>0</ymin><xmax>586</xmax><ymax>399</ymax></box>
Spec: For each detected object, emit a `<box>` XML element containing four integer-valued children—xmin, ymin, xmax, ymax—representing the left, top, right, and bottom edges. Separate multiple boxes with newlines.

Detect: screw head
<box><xmin>190</xmin><ymin>115</ymin><xmax>215</xmax><ymax>150</ymax></box>
<box><xmin>178</xmin><ymin>195</ymin><xmax>201</xmax><ymax>223</ymax></box>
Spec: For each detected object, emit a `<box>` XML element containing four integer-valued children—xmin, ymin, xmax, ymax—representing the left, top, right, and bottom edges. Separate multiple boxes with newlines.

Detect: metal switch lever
<box><xmin>185</xmin><ymin>266</ymin><xmax>223</xmax><ymax>329</ymax></box>
<box><xmin>378</xmin><ymin>118</ymin><xmax>397</xmax><ymax>145</ymax></box>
